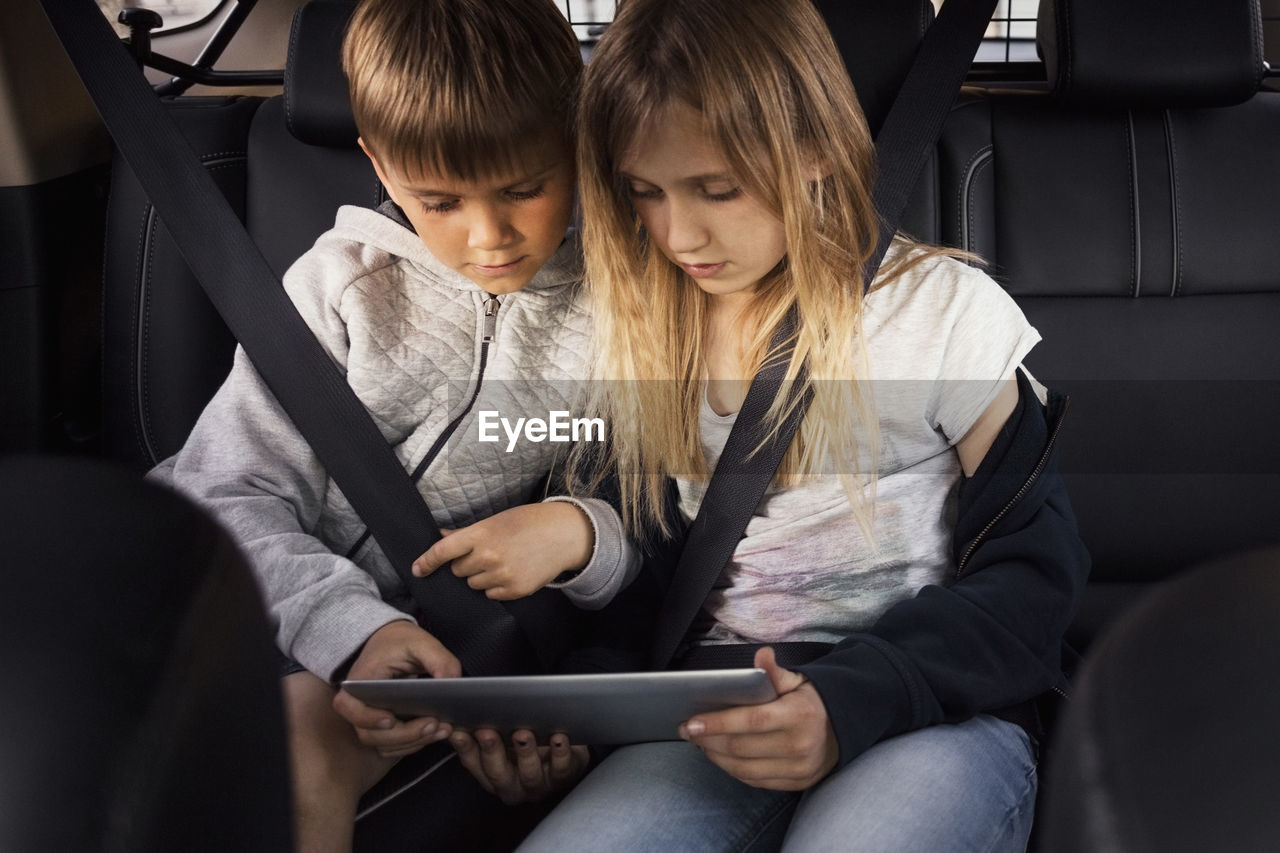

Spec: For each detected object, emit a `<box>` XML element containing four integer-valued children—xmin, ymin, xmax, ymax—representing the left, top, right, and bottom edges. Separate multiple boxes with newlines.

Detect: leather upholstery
<box><xmin>933</xmin><ymin>0</ymin><xmax>1280</xmax><ymax>638</ymax></box>
<box><xmin>247</xmin><ymin>97</ymin><xmax>382</xmax><ymax>278</ymax></box>
<box><xmin>1041</xmin><ymin>547</ymin><xmax>1280</xmax><ymax>852</ymax></box>
<box><xmin>0</xmin><ymin>456</ymin><xmax>292</xmax><ymax>853</ymax></box>
<box><xmin>283</xmin><ymin>0</ymin><xmax>359</xmax><ymax>148</ymax></box>
<box><xmin>1038</xmin><ymin>0</ymin><xmax>1266</xmax><ymax>108</ymax></box>
<box><xmin>102</xmin><ymin>96</ymin><xmax>260</xmax><ymax>468</ymax></box>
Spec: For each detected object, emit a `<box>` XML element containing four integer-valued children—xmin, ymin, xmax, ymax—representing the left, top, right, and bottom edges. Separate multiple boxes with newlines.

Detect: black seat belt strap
<box><xmin>651</xmin><ymin>0</ymin><xmax>1001</xmax><ymax>669</ymax></box>
<box><xmin>39</xmin><ymin>0</ymin><xmax>555</xmax><ymax>676</ymax></box>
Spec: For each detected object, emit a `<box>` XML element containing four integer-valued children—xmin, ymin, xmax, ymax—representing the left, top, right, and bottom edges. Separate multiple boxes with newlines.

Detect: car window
<box><xmin>96</xmin><ymin>0</ymin><xmax>225</xmax><ymax>35</ymax></box>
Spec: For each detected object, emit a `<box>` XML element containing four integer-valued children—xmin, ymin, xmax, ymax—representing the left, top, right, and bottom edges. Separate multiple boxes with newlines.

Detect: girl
<box><xmin>516</xmin><ymin>0</ymin><xmax>1090</xmax><ymax>850</ymax></box>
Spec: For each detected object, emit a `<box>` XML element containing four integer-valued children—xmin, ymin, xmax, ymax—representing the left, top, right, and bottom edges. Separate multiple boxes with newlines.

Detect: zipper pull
<box><xmin>482</xmin><ymin>295</ymin><xmax>500</xmax><ymax>343</ymax></box>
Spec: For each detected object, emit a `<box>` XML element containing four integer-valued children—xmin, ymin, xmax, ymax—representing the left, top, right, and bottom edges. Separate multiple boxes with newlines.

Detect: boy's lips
<box><xmin>680</xmin><ymin>261</ymin><xmax>726</xmax><ymax>279</ymax></box>
<box><xmin>471</xmin><ymin>256</ymin><xmax>528</xmax><ymax>276</ymax></box>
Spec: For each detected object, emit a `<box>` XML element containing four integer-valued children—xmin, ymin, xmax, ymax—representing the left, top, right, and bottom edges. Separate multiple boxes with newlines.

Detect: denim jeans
<box><xmin>517</xmin><ymin>715</ymin><xmax>1037</xmax><ymax>853</ymax></box>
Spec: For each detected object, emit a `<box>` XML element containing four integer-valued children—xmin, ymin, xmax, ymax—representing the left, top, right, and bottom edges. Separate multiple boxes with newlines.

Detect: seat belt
<box><xmin>650</xmin><ymin>0</ymin><xmax>1002</xmax><ymax>669</ymax></box>
<box><xmin>39</xmin><ymin>0</ymin><xmax>567</xmax><ymax>677</ymax></box>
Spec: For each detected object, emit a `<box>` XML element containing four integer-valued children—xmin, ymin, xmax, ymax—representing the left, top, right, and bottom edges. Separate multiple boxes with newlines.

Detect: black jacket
<box><xmin>792</xmin><ymin>369</ymin><xmax>1090</xmax><ymax>766</ymax></box>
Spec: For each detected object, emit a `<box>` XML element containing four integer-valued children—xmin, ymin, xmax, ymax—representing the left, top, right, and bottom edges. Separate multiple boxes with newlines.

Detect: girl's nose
<box><xmin>664</xmin><ymin>198</ymin><xmax>710</xmax><ymax>255</ymax></box>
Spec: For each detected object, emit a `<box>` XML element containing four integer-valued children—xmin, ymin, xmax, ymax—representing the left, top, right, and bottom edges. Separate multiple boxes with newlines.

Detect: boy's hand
<box><xmin>411</xmin><ymin>502</ymin><xmax>594</xmax><ymax>600</ymax></box>
<box><xmin>678</xmin><ymin>647</ymin><xmax>838</xmax><ymax>790</ymax></box>
<box><xmin>451</xmin><ymin>728</ymin><xmax>589</xmax><ymax>805</ymax></box>
<box><xmin>332</xmin><ymin>620</ymin><xmax>461</xmax><ymax>758</ymax></box>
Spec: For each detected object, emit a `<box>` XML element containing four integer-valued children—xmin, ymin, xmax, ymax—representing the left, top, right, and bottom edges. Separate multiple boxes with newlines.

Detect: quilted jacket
<box><xmin>152</xmin><ymin>205</ymin><xmax>636</xmax><ymax>681</ymax></box>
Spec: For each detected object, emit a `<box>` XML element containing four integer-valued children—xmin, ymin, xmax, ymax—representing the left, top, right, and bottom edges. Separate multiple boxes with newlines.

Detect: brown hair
<box><xmin>342</xmin><ymin>0</ymin><xmax>582</xmax><ymax>181</ymax></box>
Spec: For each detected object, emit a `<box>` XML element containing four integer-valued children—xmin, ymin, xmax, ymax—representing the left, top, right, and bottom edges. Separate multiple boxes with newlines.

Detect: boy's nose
<box><xmin>467</xmin><ymin>207</ymin><xmax>518</xmax><ymax>250</ymax></box>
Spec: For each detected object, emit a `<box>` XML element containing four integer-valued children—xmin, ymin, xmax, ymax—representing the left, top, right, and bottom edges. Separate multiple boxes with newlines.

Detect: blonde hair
<box><xmin>575</xmin><ymin>0</ymin><xmax>955</xmax><ymax>538</ymax></box>
<box><xmin>341</xmin><ymin>0</ymin><xmax>582</xmax><ymax>181</ymax></box>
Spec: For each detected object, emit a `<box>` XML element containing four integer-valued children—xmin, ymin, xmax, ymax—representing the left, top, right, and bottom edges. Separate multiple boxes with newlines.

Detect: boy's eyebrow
<box><xmin>403</xmin><ymin>162</ymin><xmax>561</xmax><ymax>198</ymax></box>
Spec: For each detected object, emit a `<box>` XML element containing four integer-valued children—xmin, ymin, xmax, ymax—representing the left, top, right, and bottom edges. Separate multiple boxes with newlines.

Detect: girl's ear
<box><xmin>358</xmin><ymin>137</ymin><xmax>403</xmax><ymax>207</ymax></box>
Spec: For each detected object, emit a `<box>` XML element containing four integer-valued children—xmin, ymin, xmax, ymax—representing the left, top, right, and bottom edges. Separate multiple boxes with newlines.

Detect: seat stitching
<box><xmin>130</xmin><ymin>203</ymin><xmax>151</xmax><ymax>462</ymax></box>
<box><xmin>960</xmin><ymin>145</ymin><xmax>993</xmax><ymax>254</ymax></box>
<box><xmin>138</xmin><ymin>204</ymin><xmax>159</xmax><ymax>465</ymax></box>
<box><xmin>1125</xmin><ymin>110</ymin><xmax>1140</xmax><ymax>298</ymax></box>
<box><xmin>1163</xmin><ymin>111</ymin><xmax>1183</xmax><ymax>296</ymax></box>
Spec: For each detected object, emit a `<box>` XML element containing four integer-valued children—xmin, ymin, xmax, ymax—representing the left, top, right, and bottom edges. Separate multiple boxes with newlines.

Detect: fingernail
<box><xmin>378</xmin><ymin>717</ymin><xmax>394</xmax><ymax>730</ymax></box>
<box><xmin>514</xmin><ymin>736</ymin><xmax>531</xmax><ymax>748</ymax></box>
<box><xmin>421</xmin><ymin>722</ymin><xmax>436</xmax><ymax>737</ymax></box>
<box><xmin>451</xmin><ymin>734</ymin><xmax>468</xmax><ymax>749</ymax></box>
<box><xmin>685</xmin><ymin>720</ymin><xmax>705</xmax><ymax>736</ymax></box>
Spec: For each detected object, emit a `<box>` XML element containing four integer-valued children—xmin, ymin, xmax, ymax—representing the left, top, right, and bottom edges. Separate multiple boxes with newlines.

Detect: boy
<box><xmin>151</xmin><ymin>0</ymin><xmax>637</xmax><ymax>849</ymax></box>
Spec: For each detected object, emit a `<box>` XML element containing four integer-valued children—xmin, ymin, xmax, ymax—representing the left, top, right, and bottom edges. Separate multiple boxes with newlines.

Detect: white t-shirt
<box><xmin>677</xmin><ymin>253</ymin><xmax>1040</xmax><ymax>646</ymax></box>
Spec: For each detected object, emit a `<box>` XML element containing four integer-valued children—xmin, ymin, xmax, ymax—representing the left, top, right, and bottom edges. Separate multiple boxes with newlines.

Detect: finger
<box><xmin>681</xmin><ymin>699</ymin><xmax>784</xmax><ymax>740</ymax></box>
<box><xmin>475</xmin><ymin>728</ymin><xmax>518</xmax><ymax>788</ymax></box>
<box><xmin>464</xmin><ymin>569</ymin><xmax>502</xmax><ymax>590</ymax></box>
<box><xmin>356</xmin><ymin>715</ymin><xmax>443</xmax><ymax>750</ymax></box>
<box><xmin>693</xmin><ymin>729</ymin><xmax>795</xmax><ymax>761</ymax></box>
<box><xmin>546</xmin><ymin>734</ymin><xmax>580</xmax><ymax>785</ymax></box>
<box><xmin>698</xmin><ymin>751</ymin><xmax>813</xmax><ymax>789</ymax></box>
<box><xmin>332</xmin><ymin>688</ymin><xmax>398</xmax><ymax>731</ymax></box>
<box><xmin>412</xmin><ymin>530</ymin><xmax>474</xmax><ymax>577</ymax></box>
<box><xmin>754</xmin><ymin>647</ymin><xmax>806</xmax><ymax>696</ymax></box>
<box><xmin>451</xmin><ymin>732</ymin><xmax>496</xmax><ymax>795</ymax></box>
<box><xmin>408</xmin><ymin>636</ymin><xmax>463</xmax><ymax>680</ymax></box>
<box><xmin>511</xmin><ymin>730</ymin><xmax>547</xmax><ymax>792</ymax></box>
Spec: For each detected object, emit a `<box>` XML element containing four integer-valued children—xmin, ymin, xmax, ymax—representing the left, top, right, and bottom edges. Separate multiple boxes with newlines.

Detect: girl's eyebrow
<box><xmin>620</xmin><ymin>171</ymin><xmax>735</xmax><ymax>185</ymax></box>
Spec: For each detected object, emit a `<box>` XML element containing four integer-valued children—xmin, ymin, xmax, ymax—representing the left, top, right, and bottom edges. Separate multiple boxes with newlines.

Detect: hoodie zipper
<box><xmin>344</xmin><ymin>294</ymin><xmax>500</xmax><ymax>559</ymax></box>
<box><xmin>955</xmin><ymin>396</ymin><xmax>1071</xmax><ymax>579</ymax></box>
<box><xmin>406</xmin><ymin>293</ymin><xmax>500</xmax><ymax>484</ymax></box>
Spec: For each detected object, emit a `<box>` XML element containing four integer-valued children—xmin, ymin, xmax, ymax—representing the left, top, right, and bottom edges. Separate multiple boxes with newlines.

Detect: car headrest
<box><xmin>1037</xmin><ymin>0</ymin><xmax>1266</xmax><ymax>109</ymax></box>
<box><xmin>282</xmin><ymin>0</ymin><xmax>931</xmax><ymax>149</ymax></box>
<box><xmin>284</xmin><ymin>0</ymin><xmax>358</xmax><ymax>148</ymax></box>
<box><xmin>812</xmin><ymin>0</ymin><xmax>933</xmax><ymax>136</ymax></box>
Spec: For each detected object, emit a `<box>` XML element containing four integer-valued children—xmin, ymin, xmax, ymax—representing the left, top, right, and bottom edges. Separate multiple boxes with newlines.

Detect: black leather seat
<box><xmin>1039</xmin><ymin>546</ymin><xmax>1280</xmax><ymax>853</ymax></box>
<box><xmin>933</xmin><ymin>0</ymin><xmax>1280</xmax><ymax>650</ymax></box>
<box><xmin>0</xmin><ymin>455</ymin><xmax>292</xmax><ymax>853</ymax></box>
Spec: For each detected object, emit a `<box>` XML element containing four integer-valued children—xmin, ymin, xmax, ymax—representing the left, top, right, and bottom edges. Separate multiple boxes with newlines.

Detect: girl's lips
<box><xmin>680</xmin><ymin>261</ymin><xmax>726</xmax><ymax>279</ymax></box>
<box><xmin>471</xmin><ymin>256</ymin><xmax>527</xmax><ymax>276</ymax></box>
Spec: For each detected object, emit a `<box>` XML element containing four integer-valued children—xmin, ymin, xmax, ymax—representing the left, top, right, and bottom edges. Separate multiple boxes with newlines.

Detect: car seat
<box><xmin>934</xmin><ymin>0</ymin><xmax>1280</xmax><ymax>651</ymax></box>
<box><xmin>0</xmin><ymin>455</ymin><xmax>293</xmax><ymax>853</ymax></box>
<box><xmin>1039</xmin><ymin>545</ymin><xmax>1280</xmax><ymax>852</ymax></box>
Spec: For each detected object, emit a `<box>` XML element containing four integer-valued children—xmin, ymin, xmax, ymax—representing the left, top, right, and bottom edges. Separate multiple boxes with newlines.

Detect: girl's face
<box><xmin>619</xmin><ymin>102</ymin><xmax>787</xmax><ymax>305</ymax></box>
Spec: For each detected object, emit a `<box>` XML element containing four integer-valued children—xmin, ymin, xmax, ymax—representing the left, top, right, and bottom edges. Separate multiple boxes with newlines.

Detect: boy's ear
<box><xmin>358</xmin><ymin>137</ymin><xmax>402</xmax><ymax>207</ymax></box>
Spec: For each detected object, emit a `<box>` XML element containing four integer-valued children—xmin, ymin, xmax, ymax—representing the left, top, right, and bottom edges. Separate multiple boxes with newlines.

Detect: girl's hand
<box><xmin>451</xmin><ymin>728</ymin><xmax>590</xmax><ymax>805</ymax></box>
<box><xmin>411</xmin><ymin>502</ymin><xmax>594</xmax><ymax>600</ymax></box>
<box><xmin>679</xmin><ymin>647</ymin><xmax>838</xmax><ymax>790</ymax></box>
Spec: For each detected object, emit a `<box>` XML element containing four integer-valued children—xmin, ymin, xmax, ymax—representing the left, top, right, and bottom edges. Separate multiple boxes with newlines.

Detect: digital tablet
<box><xmin>341</xmin><ymin>668</ymin><xmax>776</xmax><ymax>744</ymax></box>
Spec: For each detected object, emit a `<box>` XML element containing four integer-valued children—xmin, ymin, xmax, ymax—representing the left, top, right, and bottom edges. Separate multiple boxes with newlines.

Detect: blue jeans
<box><xmin>517</xmin><ymin>715</ymin><xmax>1036</xmax><ymax>853</ymax></box>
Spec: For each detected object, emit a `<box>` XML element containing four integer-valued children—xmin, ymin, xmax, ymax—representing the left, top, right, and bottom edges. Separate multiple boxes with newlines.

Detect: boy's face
<box><xmin>363</xmin><ymin>137</ymin><xmax>575</xmax><ymax>294</ymax></box>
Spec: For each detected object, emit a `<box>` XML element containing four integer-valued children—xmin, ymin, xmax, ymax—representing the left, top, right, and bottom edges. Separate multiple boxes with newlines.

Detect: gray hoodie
<box><xmin>151</xmin><ymin>205</ymin><xmax>636</xmax><ymax>681</ymax></box>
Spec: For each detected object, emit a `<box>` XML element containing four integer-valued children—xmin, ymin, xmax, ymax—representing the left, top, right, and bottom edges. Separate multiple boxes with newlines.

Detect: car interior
<box><xmin>2</xmin><ymin>0</ymin><xmax>1279</xmax><ymax>850</ymax></box>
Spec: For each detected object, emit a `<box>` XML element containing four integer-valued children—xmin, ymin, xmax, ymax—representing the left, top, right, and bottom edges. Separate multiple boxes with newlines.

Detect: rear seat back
<box><xmin>100</xmin><ymin>0</ymin><xmax>932</xmax><ymax>469</ymax></box>
<box><xmin>935</xmin><ymin>0</ymin><xmax>1280</xmax><ymax>644</ymax></box>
